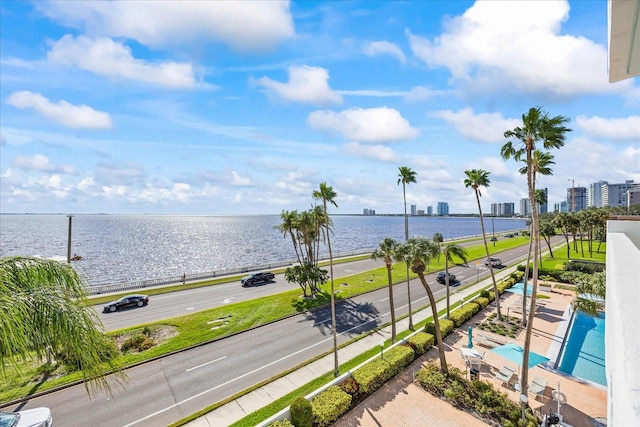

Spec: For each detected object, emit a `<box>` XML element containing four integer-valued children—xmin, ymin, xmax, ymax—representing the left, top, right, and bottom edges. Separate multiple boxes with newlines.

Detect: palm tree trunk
<box><xmin>403</xmin><ymin>184</ymin><xmax>414</xmax><ymax>330</ymax></box>
<box><xmin>417</xmin><ymin>274</ymin><xmax>447</xmax><ymax>374</ymax></box>
<box><xmin>522</xmin><ymin>224</ymin><xmax>533</xmax><ymax>326</ymax></box>
<box><xmin>476</xmin><ymin>189</ymin><xmax>501</xmax><ymax>320</ymax></box>
<box><xmin>387</xmin><ymin>265</ymin><xmax>397</xmax><ymax>342</ymax></box>
<box><xmin>323</xmin><ymin>201</ymin><xmax>339</xmax><ymax>378</ymax></box>
<box><xmin>445</xmin><ymin>256</ymin><xmax>450</xmax><ymax>319</ymax></box>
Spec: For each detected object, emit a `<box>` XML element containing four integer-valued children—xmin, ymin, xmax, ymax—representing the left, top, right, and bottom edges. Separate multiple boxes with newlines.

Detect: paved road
<box><xmin>5</xmin><ymin>238</ymin><xmax>562</xmax><ymax>426</ymax></box>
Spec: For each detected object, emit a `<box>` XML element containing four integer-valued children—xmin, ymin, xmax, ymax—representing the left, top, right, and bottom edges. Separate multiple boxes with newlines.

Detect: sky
<box><xmin>1</xmin><ymin>0</ymin><xmax>639</xmax><ymax>215</ymax></box>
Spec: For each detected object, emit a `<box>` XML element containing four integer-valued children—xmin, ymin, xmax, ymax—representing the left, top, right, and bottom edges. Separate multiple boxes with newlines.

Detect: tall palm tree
<box><xmin>371</xmin><ymin>237</ymin><xmax>400</xmax><ymax>343</ymax></box>
<box><xmin>312</xmin><ymin>182</ymin><xmax>340</xmax><ymax>377</ymax></box>
<box><xmin>401</xmin><ymin>237</ymin><xmax>448</xmax><ymax>373</ymax></box>
<box><xmin>502</xmin><ymin>106</ymin><xmax>571</xmax><ymax>417</ymax></box>
<box><xmin>442</xmin><ymin>242</ymin><xmax>468</xmax><ymax>319</ymax></box>
<box><xmin>397</xmin><ymin>166</ymin><xmax>417</xmax><ymax>330</ymax></box>
<box><xmin>464</xmin><ymin>169</ymin><xmax>502</xmax><ymax>320</ymax></box>
<box><xmin>432</xmin><ymin>232</ymin><xmax>443</xmax><ymax>262</ymax></box>
<box><xmin>0</xmin><ymin>256</ymin><xmax>121</xmax><ymax>396</ymax></box>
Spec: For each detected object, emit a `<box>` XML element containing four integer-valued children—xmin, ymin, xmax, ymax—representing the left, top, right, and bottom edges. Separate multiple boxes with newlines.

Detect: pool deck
<box><xmin>335</xmin><ymin>286</ymin><xmax>607</xmax><ymax>427</ymax></box>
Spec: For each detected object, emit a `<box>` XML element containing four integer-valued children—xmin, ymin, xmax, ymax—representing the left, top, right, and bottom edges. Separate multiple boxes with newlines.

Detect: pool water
<box><xmin>558</xmin><ymin>311</ymin><xmax>606</xmax><ymax>386</ymax></box>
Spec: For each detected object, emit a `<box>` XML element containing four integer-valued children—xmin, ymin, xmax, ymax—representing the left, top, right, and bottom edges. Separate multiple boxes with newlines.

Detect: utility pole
<box><xmin>67</xmin><ymin>214</ymin><xmax>73</xmax><ymax>264</ymax></box>
<box><xmin>568</xmin><ymin>178</ymin><xmax>575</xmax><ymax>212</ymax></box>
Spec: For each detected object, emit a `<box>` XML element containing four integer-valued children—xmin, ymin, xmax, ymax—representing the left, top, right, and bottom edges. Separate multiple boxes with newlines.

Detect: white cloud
<box><xmin>37</xmin><ymin>0</ymin><xmax>294</xmax><ymax>52</ymax></box>
<box><xmin>343</xmin><ymin>142</ymin><xmax>398</xmax><ymax>162</ymax></box>
<box><xmin>431</xmin><ymin>108</ymin><xmax>520</xmax><ymax>144</ymax></box>
<box><xmin>13</xmin><ymin>154</ymin><xmax>77</xmax><ymax>175</ymax></box>
<box><xmin>576</xmin><ymin>115</ymin><xmax>640</xmax><ymax>142</ymax></box>
<box><xmin>95</xmin><ymin>161</ymin><xmax>144</xmax><ymax>186</ymax></box>
<box><xmin>362</xmin><ymin>41</ymin><xmax>406</xmax><ymax>63</ymax></box>
<box><xmin>230</xmin><ymin>171</ymin><xmax>251</xmax><ymax>186</ymax></box>
<box><xmin>48</xmin><ymin>35</ymin><xmax>196</xmax><ymax>89</ymax></box>
<box><xmin>307</xmin><ymin>107</ymin><xmax>419</xmax><ymax>143</ymax></box>
<box><xmin>404</xmin><ymin>86</ymin><xmax>441</xmax><ymax>102</ymax></box>
<box><xmin>6</xmin><ymin>91</ymin><xmax>112</xmax><ymax>129</ymax></box>
<box><xmin>253</xmin><ymin>66</ymin><xmax>342</xmax><ymax>106</ymax></box>
<box><xmin>407</xmin><ymin>0</ymin><xmax>634</xmax><ymax>97</ymax></box>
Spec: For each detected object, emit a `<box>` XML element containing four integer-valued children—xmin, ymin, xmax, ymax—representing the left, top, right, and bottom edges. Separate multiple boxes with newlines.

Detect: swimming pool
<box><xmin>557</xmin><ymin>311</ymin><xmax>606</xmax><ymax>386</ymax></box>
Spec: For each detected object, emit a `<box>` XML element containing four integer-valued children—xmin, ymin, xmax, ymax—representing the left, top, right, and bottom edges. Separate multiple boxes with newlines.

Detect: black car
<box><xmin>436</xmin><ymin>271</ymin><xmax>456</xmax><ymax>285</ymax></box>
<box><xmin>103</xmin><ymin>294</ymin><xmax>149</xmax><ymax>312</ymax></box>
<box><xmin>241</xmin><ymin>272</ymin><xmax>275</xmax><ymax>287</ymax></box>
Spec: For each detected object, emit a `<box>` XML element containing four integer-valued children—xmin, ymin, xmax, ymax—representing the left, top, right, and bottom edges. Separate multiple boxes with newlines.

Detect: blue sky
<box><xmin>1</xmin><ymin>0</ymin><xmax>638</xmax><ymax>215</ymax></box>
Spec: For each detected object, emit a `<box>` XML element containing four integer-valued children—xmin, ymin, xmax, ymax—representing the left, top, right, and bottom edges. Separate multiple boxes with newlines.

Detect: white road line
<box><xmin>186</xmin><ymin>356</ymin><xmax>226</xmax><ymax>372</ymax></box>
<box><xmin>223</xmin><ymin>298</ymin><xmax>235</xmax><ymax>303</ymax></box>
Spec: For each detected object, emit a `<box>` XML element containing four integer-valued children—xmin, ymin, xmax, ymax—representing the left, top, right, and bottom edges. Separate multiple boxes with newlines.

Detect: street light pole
<box><xmin>67</xmin><ymin>214</ymin><xmax>73</xmax><ymax>264</ymax></box>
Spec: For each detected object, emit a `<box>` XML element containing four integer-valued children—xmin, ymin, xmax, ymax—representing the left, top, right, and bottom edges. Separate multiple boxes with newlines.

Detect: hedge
<box><xmin>290</xmin><ymin>397</ymin><xmax>313</xmax><ymax>427</ymax></box>
<box><xmin>406</xmin><ymin>332</ymin><xmax>434</xmax><ymax>355</ymax></box>
<box><xmin>351</xmin><ymin>344</ymin><xmax>415</xmax><ymax>395</ymax></box>
<box><xmin>449</xmin><ymin>302</ymin><xmax>481</xmax><ymax>328</ymax></box>
<box><xmin>311</xmin><ymin>385</ymin><xmax>352</xmax><ymax>427</ymax></box>
<box><xmin>474</xmin><ymin>296</ymin><xmax>489</xmax><ymax>309</ymax></box>
<box><xmin>425</xmin><ymin>318</ymin><xmax>454</xmax><ymax>338</ymax></box>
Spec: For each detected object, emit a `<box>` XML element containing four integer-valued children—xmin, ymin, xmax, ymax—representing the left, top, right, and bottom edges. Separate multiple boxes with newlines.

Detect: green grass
<box><xmin>0</xmin><ymin>234</ymin><xmax>532</xmax><ymax>403</ymax></box>
<box><xmin>540</xmin><ymin>240</ymin><xmax>606</xmax><ymax>270</ymax></box>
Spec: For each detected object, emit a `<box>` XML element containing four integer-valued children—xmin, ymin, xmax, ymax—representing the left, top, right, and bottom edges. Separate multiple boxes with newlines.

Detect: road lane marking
<box><xmin>186</xmin><ymin>356</ymin><xmax>226</xmax><ymax>372</ymax></box>
<box><xmin>223</xmin><ymin>298</ymin><xmax>235</xmax><ymax>303</ymax></box>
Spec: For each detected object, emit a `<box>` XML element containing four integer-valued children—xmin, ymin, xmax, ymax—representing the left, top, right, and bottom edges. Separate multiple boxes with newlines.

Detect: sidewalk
<box><xmin>184</xmin><ymin>267</ymin><xmax>520</xmax><ymax>427</ymax></box>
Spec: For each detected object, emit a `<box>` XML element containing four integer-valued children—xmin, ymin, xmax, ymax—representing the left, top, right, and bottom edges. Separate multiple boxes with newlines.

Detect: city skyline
<box><xmin>1</xmin><ymin>1</ymin><xmax>638</xmax><ymax>215</ymax></box>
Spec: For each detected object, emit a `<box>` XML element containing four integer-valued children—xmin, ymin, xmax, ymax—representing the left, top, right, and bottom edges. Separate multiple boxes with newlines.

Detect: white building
<box><xmin>602</xmin><ymin>180</ymin><xmax>637</xmax><ymax>208</ymax></box>
<box><xmin>589</xmin><ymin>181</ymin><xmax>608</xmax><ymax>207</ymax></box>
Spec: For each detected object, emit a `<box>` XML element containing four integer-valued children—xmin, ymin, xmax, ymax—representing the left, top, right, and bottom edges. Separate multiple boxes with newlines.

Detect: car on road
<box><xmin>489</xmin><ymin>236</ymin><xmax>497</xmax><ymax>241</ymax></box>
<box><xmin>241</xmin><ymin>271</ymin><xmax>275</xmax><ymax>287</ymax></box>
<box><xmin>103</xmin><ymin>294</ymin><xmax>149</xmax><ymax>312</ymax></box>
<box><xmin>436</xmin><ymin>271</ymin><xmax>456</xmax><ymax>285</ymax></box>
<box><xmin>485</xmin><ymin>257</ymin><xmax>503</xmax><ymax>268</ymax></box>
<box><xmin>0</xmin><ymin>407</ymin><xmax>53</xmax><ymax>427</ymax></box>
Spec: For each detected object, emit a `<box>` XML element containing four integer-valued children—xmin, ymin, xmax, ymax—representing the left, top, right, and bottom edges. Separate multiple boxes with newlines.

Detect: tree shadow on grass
<box><xmin>303</xmin><ymin>297</ymin><xmax>382</xmax><ymax>338</ymax></box>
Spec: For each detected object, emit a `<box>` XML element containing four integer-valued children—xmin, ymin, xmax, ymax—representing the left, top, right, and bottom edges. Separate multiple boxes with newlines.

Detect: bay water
<box><xmin>0</xmin><ymin>214</ymin><xmax>526</xmax><ymax>286</ymax></box>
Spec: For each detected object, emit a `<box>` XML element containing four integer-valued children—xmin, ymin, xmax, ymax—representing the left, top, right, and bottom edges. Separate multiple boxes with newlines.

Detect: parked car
<box><xmin>485</xmin><ymin>257</ymin><xmax>503</xmax><ymax>268</ymax></box>
<box><xmin>436</xmin><ymin>271</ymin><xmax>456</xmax><ymax>285</ymax></box>
<box><xmin>241</xmin><ymin>271</ymin><xmax>275</xmax><ymax>287</ymax></box>
<box><xmin>103</xmin><ymin>294</ymin><xmax>149</xmax><ymax>312</ymax></box>
<box><xmin>0</xmin><ymin>407</ymin><xmax>53</xmax><ymax>427</ymax></box>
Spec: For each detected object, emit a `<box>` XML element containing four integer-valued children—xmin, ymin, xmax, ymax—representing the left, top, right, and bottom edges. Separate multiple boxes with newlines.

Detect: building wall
<box><xmin>603</xmin><ymin>180</ymin><xmax>636</xmax><ymax>207</ymax></box>
<box><xmin>589</xmin><ymin>180</ymin><xmax>607</xmax><ymax>207</ymax></box>
<box><xmin>606</xmin><ymin>219</ymin><xmax>640</xmax><ymax>426</ymax></box>
<box><xmin>436</xmin><ymin>202</ymin><xmax>449</xmax><ymax>216</ymax></box>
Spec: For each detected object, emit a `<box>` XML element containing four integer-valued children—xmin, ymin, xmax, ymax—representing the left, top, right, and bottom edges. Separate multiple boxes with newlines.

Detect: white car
<box><xmin>0</xmin><ymin>407</ymin><xmax>53</xmax><ymax>427</ymax></box>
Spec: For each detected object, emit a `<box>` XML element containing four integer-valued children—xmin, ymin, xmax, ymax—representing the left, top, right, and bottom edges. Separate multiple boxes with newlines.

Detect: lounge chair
<box><xmin>477</xmin><ymin>333</ymin><xmax>508</xmax><ymax>348</ymax></box>
<box><xmin>495</xmin><ymin>365</ymin><xmax>516</xmax><ymax>386</ymax></box>
<box><xmin>528</xmin><ymin>375</ymin><xmax>547</xmax><ymax>398</ymax></box>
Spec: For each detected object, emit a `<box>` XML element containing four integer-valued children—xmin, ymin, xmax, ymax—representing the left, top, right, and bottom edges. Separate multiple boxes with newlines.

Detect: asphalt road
<box><xmin>6</xmin><ymin>237</ymin><xmax>562</xmax><ymax>426</ymax></box>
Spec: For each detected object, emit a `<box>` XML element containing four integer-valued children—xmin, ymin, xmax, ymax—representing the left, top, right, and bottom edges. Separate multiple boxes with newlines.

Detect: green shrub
<box><xmin>311</xmin><ymin>386</ymin><xmax>352</xmax><ymax>427</ymax></box>
<box><xmin>425</xmin><ymin>318</ymin><xmax>454</xmax><ymax>337</ymax></box>
<box><xmin>406</xmin><ymin>332</ymin><xmax>434</xmax><ymax>355</ymax></box>
<box><xmin>268</xmin><ymin>420</ymin><xmax>294</xmax><ymax>427</ymax></box>
<box><xmin>352</xmin><ymin>345</ymin><xmax>415</xmax><ymax>395</ymax></box>
<box><xmin>479</xmin><ymin>289</ymin><xmax>490</xmax><ymax>299</ymax></box>
<box><xmin>290</xmin><ymin>397</ymin><xmax>313</xmax><ymax>427</ymax></box>
<box><xmin>139</xmin><ymin>338</ymin><xmax>155</xmax><ymax>351</ymax></box>
<box><xmin>449</xmin><ymin>302</ymin><xmax>480</xmax><ymax>327</ymax></box>
<box><xmin>564</xmin><ymin>260</ymin><xmax>605</xmax><ymax>274</ymax></box>
<box><xmin>474</xmin><ymin>296</ymin><xmax>489</xmax><ymax>309</ymax></box>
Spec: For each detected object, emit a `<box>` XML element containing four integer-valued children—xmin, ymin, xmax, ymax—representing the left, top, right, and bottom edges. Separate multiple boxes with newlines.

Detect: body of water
<box><xmin>0</xmin><ymin>214</ymin><xmax>527</xmax><ymax>286</ymax></box>
<box><xmin>558</xmin><ymin>311</ymin><xmax>606</xmax><ymax>386</ymax></box>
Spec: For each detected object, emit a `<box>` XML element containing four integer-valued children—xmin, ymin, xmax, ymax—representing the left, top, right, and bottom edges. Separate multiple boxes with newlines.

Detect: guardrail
<box><xmin>87</xmin><ymin>248</ymin><xmax>375</xmax><ymax>295</ymax></box>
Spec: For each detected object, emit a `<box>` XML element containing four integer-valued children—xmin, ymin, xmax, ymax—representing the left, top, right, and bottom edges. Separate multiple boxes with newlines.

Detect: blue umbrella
<box><xmin>490</xmin><ymin>343</ymin><xmax>549</xmax><ymax>369</ymax></box>
<box><xmin>468</xmin><ymin>326</ymin><xmax>473</xmax><ymax>349</ymax></box>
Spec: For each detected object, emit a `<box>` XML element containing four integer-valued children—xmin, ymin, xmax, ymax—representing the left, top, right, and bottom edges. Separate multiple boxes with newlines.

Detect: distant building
<box><xmin>589</xmin><ymin>180</ymin><xmax>608</xmax><ymax>207</ymax></box>
<box><xmin>427</xmin><ymin>206</ymin><xmax>433</xmax><ymax>216</ymax></box>
<box><xmin>520</xmin><ymin>198</ymin><xmax>531</xmax><ymax>217</ymax></box>
<box><xmin>554</xmin><ymin>201</ymin><xmax>568</xmax><ymax>213</ymax></box>
<box><xmin>539</xmin><ymin>188</ymin><xmax>548</xmax><ymax>214</ymax></box>
<box><xmin>603</xmin><ymin>180</ymin><xmax>637</xmax><ymax>208</ymax></box>
<box><xmin>491</xmin><ymin>202</ymin><xmax>515</xmax><ymax>217</ymax></box>
<box><xmin>417</xmin><ymin>209</ymin><xmax>425</xmax><ymax>216</ymax></box>
<box><xmin>437</xmin><ymin>202</ymin><xmax>449</xmax><ymax>216</ymax></box>
<box><xmin>503</xmin><ymin>202</ymin><xmax>515</xmax><ymax>216</ymax></box>
<box><xmin>362</xmin><ymin>208</ymin><xmax>376</xmax><ymax>216</ymax></box>
<box><xmin>567</xmin><ymin>187</ymin><xmax>587</xmax><ymax>212</ymax></box>
<box><xmin>411</xmin><ymin>204</ymin><xmax>417</xmax><ymax>216</ymax></box>
<box><xmin>628</xmin><ymin>190</ymin><xmax>640</xmax><ymax>208</ymax></box>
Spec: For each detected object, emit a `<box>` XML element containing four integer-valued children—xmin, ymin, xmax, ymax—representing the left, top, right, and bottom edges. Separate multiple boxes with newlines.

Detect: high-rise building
<box><xmin>427</xmin><ymin>206</ymin><xmax>433</xmax><ymax>216</ymax></box>
<box><xmin>417</xmin><ymin>209</ymin><xmax>425</xmax><ymax>216</ymax></box>
<box><xmin>503</xmin><ymin>202</ymin><xmax>515</xmax><ymax>216</ymax></box>
<box><xmin>437</xmin><ymin>202</ymin><xmax>449</xmax><ymax>216</ymax></box>
<box><xmin>362</xmin><ymin>208</ymin><xmax>376</xmax><ymax>216</ymax></box>
<box><xmin>491</xmin><ymin>202</ymin><xmax>515</xmax><ymax>217</ymax></box>
<box><xmin>411</xmin><ymin>204</ymin><xmax>417</xmax><ymax>216</ymax></box>
<box><xmin>520</xmin><ymin>198</ymin><xmax>531</xmax><ymax>216</ymax></box>
<box><xmin>539</xmin><ymin>188</ymin><xmax>548</xmax><ymax>214</ymax></box>
<box><xmin>603</xmin><ymin>180</ymin><xmax>636</xmax><ymax>208</ymax></box>
<box><xmin>554</xmin><ymin>201</ymin><xmax>568</xmax><ymax>213</ymax></box>
<box><xmin>567</xmin><ymin>187</ymin><xmax>587</xmax><ymax>212</ymax></box>
<box><xmin>628</xmin><ymin>190</ymin><xmax>640</xmax><ymax>208</ymax></box>
<box><xmin>589</xmin><ymin>180</ymin><xmax>608</xmax><ymax>207</ymax></box>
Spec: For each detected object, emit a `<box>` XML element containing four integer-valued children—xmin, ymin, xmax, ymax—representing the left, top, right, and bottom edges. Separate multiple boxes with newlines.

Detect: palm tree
<box><xmin>464</xmin><ymin>169</ymin><xmax>502</xmax><ymax>320</ymax></box>
<box><xmin>401</xmin><ymin>237</ymin><xmax>448</xmax><ymax>373</ymax></box>
<box><xmin>398</xmin><ymin>166</ymin><xmax>417</xmax><ymax>330</ymax></box>
<box><xmin>312</xmin><ymin>182</ymin><xmax>340</xmax><ymax>377</ymax></box>
<box><xmin>502</xmin><ymin>106</ymin><xmax>571</xmax><ymax>418</ymax></box>
<box><xmin>432</xmin><ymin>232</ymin><xmax>443</xmax><ymax>262</ymax></box>
<box><xmin>442</xmin><ymin>242</ymin><xmax>468</xmax><ymax>319</ymax></box>
<box><xmin>371</xmin><ymin>238</ymin><xmax>400</xmax><ymax>343</ymax></box>
<box><xmin>0</xmin><ymin>256</ymin><xmax>121</xmax><ymax>396</ymax></box>
<box><xmin>572</xmin><ymin>271</ymin><xmax>605</xmax><ymax>316</ymax></box>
